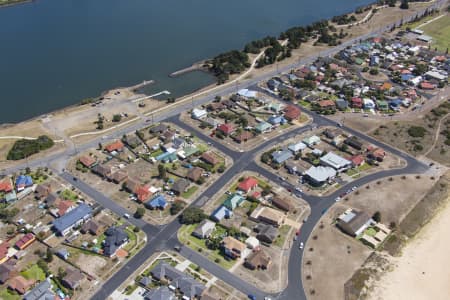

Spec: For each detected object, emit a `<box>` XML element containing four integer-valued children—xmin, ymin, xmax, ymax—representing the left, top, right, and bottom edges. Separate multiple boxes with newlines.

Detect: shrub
<box><xmin>407</xmin><ymin>126</ymin><xmax>426</xmax><ymax>138</ymax></box>
<box><xmin>7</xmin><ymin>136</ymin><xmax>54</xmax><ymax>160</ymax></box>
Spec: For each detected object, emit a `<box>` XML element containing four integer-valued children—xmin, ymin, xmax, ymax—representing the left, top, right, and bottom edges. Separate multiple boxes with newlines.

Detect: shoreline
<box><xmin>0</xmin><ymin>0</ymin><xmax>33</xmax><ymax>8</ymax></box>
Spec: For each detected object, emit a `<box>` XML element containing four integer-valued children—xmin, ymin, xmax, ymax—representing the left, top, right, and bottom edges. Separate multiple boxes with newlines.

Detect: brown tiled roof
<box><xmin>79</xmin><ymin>156</ymin><xmax>96</xmax><ymax>167</ymax></box>
<box><xmin>187</xmin><ymin>167</ymin><xmax>203</xmax><ymax>182</ymax></box>
<box><xmin>201</xmin><ymin>152</ymin><xmax>219</xmax><ymax>165</ymax></box>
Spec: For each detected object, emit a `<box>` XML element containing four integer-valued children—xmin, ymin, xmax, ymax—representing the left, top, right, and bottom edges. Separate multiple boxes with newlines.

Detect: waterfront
<box><xmin>0</xmin><ymin>0</ymin><xmax>372</xmax><ymax>123</ymax></box>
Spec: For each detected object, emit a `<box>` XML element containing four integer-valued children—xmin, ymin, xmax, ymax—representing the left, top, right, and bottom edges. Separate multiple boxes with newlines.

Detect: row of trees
<box><xmin>331</xmin><ymin>14</ymin><xmax>357</xmax><ymax>25</ymax></box>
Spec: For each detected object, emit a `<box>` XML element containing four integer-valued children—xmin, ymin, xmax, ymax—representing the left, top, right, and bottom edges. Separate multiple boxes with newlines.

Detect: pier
<box><xmin>131</xmin><ymin>90</ymin><xmax>171</xmax><ymax>103</ymax></box>
<box><xmin>169</xmin><ymin>61</ymin><xmax>207</xmax><ymax>78</ymax></box>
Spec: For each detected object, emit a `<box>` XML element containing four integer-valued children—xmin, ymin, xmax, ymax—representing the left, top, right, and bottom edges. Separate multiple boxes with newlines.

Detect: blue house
<box><xmin>52</xmin><ymin>204</ymin><xmax>92</xmax><ymax>236</ymax></box>
<box><xmin>267</xmin><ymin>115</ymin><xmax>286</xmax><ymax>125</ymax></box>
<box><xmin>401</xmin><ymin>74</ymin><xmax>414</xmax><ymax>82</ymax></box>
<box><xmin>156</xmin><ymin>151</ymin><xmax>178</xmax><ymax>163</ymax></box>
<box><xmin>15</xmin><ymin>175</ymin><xmax>33</xmax><ymax>191</ymax></box>
<box><xmin>145</xmin><ymin>194</ymin><xmax>168</xmax><ymax>210</ymax></box>
<box><xmin>389</xmin><ymin>99</ymin><xmax>403</xmax><ymax>111</ymax></box>
<box><xmin>211</xmin><ymin>206</ymin><xmax>233</xmax><ymax>222</ymax></box>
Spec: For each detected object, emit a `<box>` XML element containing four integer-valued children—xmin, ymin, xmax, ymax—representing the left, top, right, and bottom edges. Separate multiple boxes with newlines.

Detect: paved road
<box><xmin>2</xmin><ymin>2</ymin><xmax>444</xmax><ymax>299</ymax></box>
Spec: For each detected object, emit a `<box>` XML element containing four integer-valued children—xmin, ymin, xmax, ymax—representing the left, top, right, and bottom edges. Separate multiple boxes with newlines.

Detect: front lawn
<box><xmin>273</xmin><ymin>225</ymin><xmax>291</xmax><ymax>248</ymax></box>
<box><xmin>178</xmin><ymin>224</ymin><xmax>235</xmax><ymax>270</ymax></box>
<box><xmin>0</xmin><ymin>289</ymin><xmax>20</xmax><ymax>300</ymax></box>
<box><xmin>181</xmin><ymin>186</ymin><xmax>198</xmax><ymax>199</ymax></box>
<box><xmin>60</xmin><ymin>189</ymin><xmax>79</xmax><ymax>201</ymax></box>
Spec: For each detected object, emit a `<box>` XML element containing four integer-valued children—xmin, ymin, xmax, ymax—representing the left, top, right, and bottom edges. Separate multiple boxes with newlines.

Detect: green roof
<box><xmin>183</xmin><ymin>146</ymin><xmax>199</xmax><ymax>157</ymax></box>
<box><xmin>255</xmin><ymin>122</ymin><xmax>272</xmax><ymax>133</ymax></box>
<box><xmin>223</xmin><ymin>193</ymin><xmax>245</xmax><ymax>211</ymax></box>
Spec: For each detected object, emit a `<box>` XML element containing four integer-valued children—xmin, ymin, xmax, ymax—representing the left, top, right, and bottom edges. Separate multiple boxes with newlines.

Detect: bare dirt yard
<box><xmin>302</xmin><ymin>174</ymin><xmax>438</xmax><ymax>300</ymax></box>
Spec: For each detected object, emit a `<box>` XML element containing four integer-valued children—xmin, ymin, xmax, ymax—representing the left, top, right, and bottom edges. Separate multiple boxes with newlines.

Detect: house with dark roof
<box><xmin>271</xmin><ymin>197</ymin><xmax>292</xmax><ymax>212</ymax></box>
<box><xmin>201</xmin><ymin>152</ymin><xmax>220</xmax><ymax>166</ymax></box>
<box><xmin>173</xmin><ymin>276</ymin><xmax>206</xmax><ymax>299</ymax></box>
<box><xmin>44</xmin><ymin>193</ymin><xmax>60</xmax><ymax>207</ymax></box>
<box><xmin>145</xmin><ymin>194</ymin><xmax>168</xmax><ymax>210</ymax></box>
<box><xmin>337</xmin><ymin>208</ymin><xmax>374</xmax><ymax>237</ymax></box>
<box><xmin>52</xmin><ymin>204</ymin><xmax>92</xmax><ymax>236</ymax></box>
<box><xmin>345</xmin><ymin>136</ymin><xmax>363</xmax><ymax>150</ymax></box>
<box><xmin>62</xmin><ymin>268</ymin><xmax>84</xmax><ymax>290</ymax></box>
<box><xmin>150</xmin><ymin>123</ymin><xmax>168</xmax><ymax>134</ymax></box>
<box><xmin>80</xmin><ymin>220</ymin><xmax>102</xmax><ymax>235</ymax></box>
<box><xmin>244</xmin><ymin>249</ymin><xmax>272</xmax><ymax>270</ymax></box>
<box><xmin>34</xmin><ymin>184</ymin><xmax>51</xmax><ymax>200</ymax></box>
<box><xmin>111</xmin><ymin>170</ymin><xmax>128</xmax><ymax>184</ymax></box>
<box><xmin>272</xmin><ymin>150</ymin><xmax>293</xmax><ymax>164</ymax></box>
<box><xmin>150</xmin><ymin>262</ymin><xmax>184</xmax><ymax>282</ymax></box>
<box><xmin>0</xmin><ymin>261</ymin><xmax>16</xmax><ymax>284</ymax></box>
<box><xmin>255</xmin><ymin>224</ymin><xmax>278</xmax><ymax>244</ymax></box>
<box><xmin>92</xmin><ymin>164</ymin><xmax>113</xmax><ymax>179</ymax></box>
<box><xmin>233</xmin><ymin>131</ymin><xmax>254</xmax><ymax>143</ymax></box>
<box><xmin>187</xmin><ymin>167</ymin><xmax>203</xmax><ymax>182</ymax></box>
<box><xmin>23</xmin><ymin>278</ymin><xmax>55</xmax><ymax>300</ymax></box>
<box><xmin>143</xmin><ymin>286</ymin><xmax>176</xmax><ymax>300</ymax></box>
<box><xmin>8</xmin><ymin>276</ymin><xmax>35</xmax><ymax>294</ymax></box>
<box><xmin>56</xmin><ymin>248</ymin><xmax>70</xmax><ymax>260</ymax></box>
<box><xmin>221</xmin><ymin>236</ymin><xmax>246</xmax><ymax>259</ymax></box>
<box><xmin>171</xmin><ymin>179</ymin><xmax>190</xmax><ymax>195</ymax></box>
<box><xmin>103</xmin><ymin>226</ymin><xmax>129</xmax><ymax>257</ymax></box>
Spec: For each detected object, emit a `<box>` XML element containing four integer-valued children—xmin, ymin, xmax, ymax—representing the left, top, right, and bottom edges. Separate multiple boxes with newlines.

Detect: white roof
<box><xmin>363</xmin><ymin>98</ymin><xmax>375</xmax><ymax>106</ymax></box>
<box><xmin>320</xmin><ymin>152</ymin><xmax>351</xmax><ymax>170</ymax></box>
<box><xmin>245</xmin><ymin>236</ymin><xmax>260</xmax><ymax>248</ymax></box>
<box><xmin>288</xmin><ymin>142</ymin><xmax>307</xmax><ymax>152</ymax></box>
<box><xmin>304</xmin><ymin>166</ymin><xmax>336</xmax><ymax>182</ymax></box>
<box><xmin>192</xmin><ymin>108</ymin><xmax>207</xmax><ymax>118</ymax></box>
<box><xmin>425</xmin><ymin>71</ymin><xmax>446</xmax><ymax>81</ymax></box>
<box><xmin>238</xmin><ymin>89</ymin><xmax>257</xmax><ymax>98</ymax></box>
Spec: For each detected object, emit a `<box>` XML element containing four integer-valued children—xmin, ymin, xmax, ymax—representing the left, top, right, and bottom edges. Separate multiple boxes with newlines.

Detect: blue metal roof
<box><xmin>146</xmin><ymin>194</ymin><xmax>168</xmax><ymax>209</ymax></box>
<box><xmin>15</xmin><ymin>175</ymin><xmax>33</xmax><ymax>187</ymax></box>
<box><xmin>211</xmin><ymin>206</ymin><xmax>233</xmax><ymax>221</ymax></box>
<box><xmin>52</xmin><ymin>204</ymin><xmax>92</xmax><ymax>234</ymax></box>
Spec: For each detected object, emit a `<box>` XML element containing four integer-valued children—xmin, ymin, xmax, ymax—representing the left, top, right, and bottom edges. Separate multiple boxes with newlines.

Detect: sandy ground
<box><xmin>369</xmin><ymin>196</ymin><xmax>450</xmax><ymax>300</ymax></box>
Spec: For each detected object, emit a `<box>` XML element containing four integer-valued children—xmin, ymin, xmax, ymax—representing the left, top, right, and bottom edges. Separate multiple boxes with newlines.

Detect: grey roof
<box><xmin>143</xmin><ymin>286</ymin><xmax>176</xmax><ymax>300</ymax></box>
<box><xmin>139</xmin><ymin>276</ymin><xmax>152</xmax><ymax>286</ymax></box>
<box><xmin>320</xmin><ymin>152</ymin><xmax>351</xmax><ymax>170</ymax></box>
<box><xmin>174</xmin><ymin>276</ymin><xmax>205</xmax><ymax>299</ymax></box>
<box><xmin>304</xmin><ymin>166</ymin><xmax>337</xmax><ymax>183</ymax></box>
<box><xmin>272</xmin><ymin>150</ymin><xmax>293</xmax><ymax>164</ymax></box>
<box><xmin>151</xmin><ymin>262</ymin><xmax>184</xmax><ymax>281</ymax></box>
<box><xmin>171</xmin><ymin>178</ymin><xmax>190</xmax><ymax>193</ymax></box>
<box><xmin>150</xmin><ymin>124</ymin><xmax>168</xmax><ymax>133</ymax></box>
<box><xmin>256</xmin><ymin>224</ymin><xmax>278</xmax><ymax>242</ymax></box>
<box><xmin>23</xmin><ymin>279</ymin><xmax>55</xmax><ymax>300</ymax></box>
<box><xmin>103</xmin><ymin>226</ymin><xmax>129</xmax><ymax>256</ymax></box>
<box><xmin>52</xmin><ymin>204</ymin><xmax>92</xmax><ymax>234</ymax></box>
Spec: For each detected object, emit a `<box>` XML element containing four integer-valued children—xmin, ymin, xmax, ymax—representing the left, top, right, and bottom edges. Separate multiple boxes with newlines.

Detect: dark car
<box><xmin>248</xmin><ymin>295</ymin><xmax>256</xmax><ymax>300</ymax></box>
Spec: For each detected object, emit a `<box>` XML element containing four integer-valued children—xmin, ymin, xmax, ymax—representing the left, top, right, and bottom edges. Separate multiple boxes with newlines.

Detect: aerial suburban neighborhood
<box><xmin>0</xmin><ymin>1</ymin><xmax>449</xmax><ymax>300</ymax></box>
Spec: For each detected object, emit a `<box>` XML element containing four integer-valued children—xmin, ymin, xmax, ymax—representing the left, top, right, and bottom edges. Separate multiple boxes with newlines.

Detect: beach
<box><xmin>369</xmin><ymin>196</ymin><xmax>450</xmax><ymax>300</ymax></box>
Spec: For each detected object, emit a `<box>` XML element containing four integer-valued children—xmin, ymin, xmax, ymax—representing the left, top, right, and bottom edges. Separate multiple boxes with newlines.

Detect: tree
<box><xmin>57</xmin><ymin>267</ymin><xmax>67</xmax><ymax>279</ymax></box>
<box><xmin>37</xmin><ymin>259</ymin><xmax>50</xmax><ymax>276</ymax></box>
<box><xmin>170</xmin><ymin>201</ymin><xmax>185</xmax><ymax>215</ymax></box>
<box><xmin>134</xmin><ymin>207</ymin><xmax>145</xmax><ymax>219</ymax></box>
<box><xmin>400</xmin><ymin>0</ymin><xmax>409</xmax><ymax>9</ymax></box>
<box><xmin>112</xmin><ymin>114</ymin><xmax>122</xmax><ymax>122</ymax></box>
<box><xmin>158</xmin><ymin>164</ymin><xmax>167</xmax><ymax>180</ymax></box>
<box><xmin>45</xmin><ymin>248</ymin><xmax>53</xmax><ymax>263</ymax></box>
<box><xmin>372</xmin><ymin>211</ymin><xmax>381</xmax><ymax>222</ymax></box>
<box><xmin>180</xmin><ymin>207</ymin><xmax>206</xmax><ymax>224</ymax></box>
<box><xmin>98</xmin><ymin>143</ymin><xmax>103</xmax><ymax>150</ymax></box>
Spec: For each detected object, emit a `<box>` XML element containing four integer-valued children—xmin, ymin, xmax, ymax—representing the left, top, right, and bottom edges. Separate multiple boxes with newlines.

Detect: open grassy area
<box><xmin>181</xmin><ymin>186</ymin><xmax>198</xmax><ymax>199</ymax></box>
<box><xmin>273</xmin><ymin>224</ymin><xmax>291</xmax><ymax>248</ymax></box>
<box><xmin>21</xmin><ymin>264</ymin><xmax>46</xmax><ymax>281</ymax></box>
<box><xmin>178</xmin><ymin>224</ymin><xmax>235</xmax><ymax>270</ymax></box>
<box><xmin>60</xmin><ymin>189</ymin><xmax>79</xmax><ymax>201</ymax></box>
<box><xmin>0</xmin><ymin>289</ymin><xmax>20</xmax><ymax>300</ymax></box>
<box><xmin>421</xmin><ymin>14</ymin><xmax>450</xmax><ymax>53</ymax></box>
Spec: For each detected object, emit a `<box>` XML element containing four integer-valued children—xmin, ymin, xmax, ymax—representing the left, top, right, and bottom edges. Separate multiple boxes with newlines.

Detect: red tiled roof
<box><xmin>201</xmin><ymin>152</ymin><xmax>219</xmax><ymax>165</ymax></box>
<box><xmin>79</xmin><ymin>156</ymin><xmax>96</xmax><ymax>167</ymax></box>
<box><xmin>217</xmin><ymin>123</ymin><xmax>235</xmax><ymax>135</ymax></box>
<box><xmin>58</xmin><ymin>200</ymin><xmax>75</xmax><ymax>216</ymax></box>
<box><xmin>238</xmin><ymin>177</ymin><xmax>258</xmax><ymax>192</ymax></box>
<box><xmin>420</xmin><ymin>82</ymin><xmax>435</xmax><ymax>90</ymax></box>
<box><xmin>105</xmin><ymin>140</ymin><xmax>124</xmax><ymax>152</ymax></box>
<box><xmin>318</xmin><ymin>100</ymin><xmax>335</xmax><ymax>108</ymax></box>
<box><xmin>350</xmin><ymin>154</ymin><xmax>365</xmax><ymax>166</ymax></box>
<box><xmin>372</xmin><ymin>148</ymin><xmax>386</xmax><ymax>158</ymax></box>
<box><xmin>283</xmin><ymin>105</ymin><xmax>301</xmax><ymax>120</ymax></box>
<box><xmin>8</xmin><ymin>276</ymin><xmax>34</xmax><ymax>294</ymax></box>
<box><xmin>0</xmin><ymin>178</ymin><xmax>13</xmax><ymax>193</ymax></box>
<box><xmin>0</xmin><ymin>242</ymin><xmax>9</xmax><ymax>260</ymax></box>
<box><xmin>135</xmin><ymin>185</ymin><xmax>152</xmax><ymax>202</ymax></box>
<box><xmin>15</xmin><ymin>233</ymin><xmax>35</xmax><ymax>250</ymax></box>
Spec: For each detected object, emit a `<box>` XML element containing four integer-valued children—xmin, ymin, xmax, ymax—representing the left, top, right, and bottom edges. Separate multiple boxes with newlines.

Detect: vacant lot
<box><xmin>421</xmin><ymin>13</ymin><xmax>450</xmax><ymax>53</ymax></box>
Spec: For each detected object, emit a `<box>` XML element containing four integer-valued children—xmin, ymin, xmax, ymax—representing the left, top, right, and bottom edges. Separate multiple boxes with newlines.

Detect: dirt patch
<box><xmin>359</xmin><ymin>71</ymin><xmax>389</xmax><ymax>82</ymax></box>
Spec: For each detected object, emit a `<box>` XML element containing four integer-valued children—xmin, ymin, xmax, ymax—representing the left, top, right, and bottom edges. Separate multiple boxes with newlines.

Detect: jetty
<box><xmin>130</xmin><ymin>79</ymin><xmax>155</xmax><ymax>92</ymax></box>
<box><xmin>169</xmin><ymin>61</ymin><xmax>207</xmax><ymax>78</ymax></box>
<box><xmin>131</xmin><ymin>90</ymin><xmax>171</xmax><ymax>103</ymax></box>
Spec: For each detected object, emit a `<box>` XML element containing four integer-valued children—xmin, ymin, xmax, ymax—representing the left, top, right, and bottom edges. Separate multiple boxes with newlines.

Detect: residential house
<box><xmin>79</xmin><ymin>156</ymin><xmax>97</xmax><ymax>168</ymax></box>
<box><xmin>191</xmin><ymin>108</ymin><xmax>207</xmax><ymax>120</ymax></box>
<box><xmin>0</xmin><ymin>177</ymin><xmax>13</xmax><ymax>193</ymax></box>
<box><xmin>201</xmin><ymin>152</ymin><xmax>220</xmax><ymax>166</ymax></box>
<box><xmin>173</xmin><ymin>276</ymin><xmax>206</xmax><ymax>299</ymax></box>
<box><xmin>267</xmin><ymin>115</ymin><xmax>286</xmax><ymax>125</ymax></box>
<box><xmin>56</xmin><ymin>248</ymin><xmax>70</xmax><ymax>260</ymax></box>
<box><xmin>233</xmin><ymin>131</ymin><xmax>254</xmax><ymax>143</ymax></box>
<box><xmin>288</xmin><ymin>141</ymin><xmax>306</xmax><ymax>154</ymax></box>
<box><xmin>15</xmin><ymin>233</ymin><xmax>35</xmax><ymax>250</ymax></box>
<box><xmin>351</xmin><ymin>97</ymin><xmax>363</xmax><ymax>108</ymax></box>
<box><xmin>149</xmin><ymin>124</ymin><xmax>168</xmax><ymax>134</ymax></box>
<box><xmin>34</xmin><ymin>184</ymin><xmax>51</xmax><ymax>200</ymax></box>
<box><xmin>237</xmin><ymin>177</ymin><xmax>258</xmax><ymax>193</ymax></box>
<box><xmin>323</xmin><ymin>128</ymin><xmax>342</xmax><ymax>139</ymax></box>
<box><xmin>211</xmin><ymin>206</ymin><xmax>233</xmax><ymax>222</ymax></box>
<box><xmin>44</xmin><ymin>193</ymin><xmax>60</xmax><ymax>207</ymax></box>
<box><xmin>92</xmin><ymin>164</ymin><xmax>113</xmax><ymax>179</ymax></box>
<box><xmin>171</xmin><ymin>179</ymin><xmax>190</xmax><ymax>195</ymax></box>
<box><xmin>271</xmin><ymin>150</ymin><xmax>293</xmax><ymax>164</ymax></box>
<box><xmin>112</xmin><ymin>170</ymin><xmax>128</xmax><ymax>184</ymax></box>
<box><xmin>283</xmin><ymin>105</ymin><xmax>301</xmax><ymax>121</ymax></box>
<box><xmin>50</xmin><ymin>200</ymin><xmax>76</xmax><ymax>218</ymax></box>
<box><xmin>15</xmin><ymin>175</ymin><xmax>33</xmax><ymax>192</ymax></box>
<box><xmin>103</xmin><ymin>226</ymin><xmax>129</xmax><ymax>257</ymax></box>
<box><xmin>317</xmin><ymin>100</ymin><xmax>336</xmax><ymax>111</ymax></box>
<box><xmin>255</xmin><ymin>121</ymin><xmax>272</xmax><ymax>133</ymax></box>
<box><xmin>304</xmin><ymin>166</ymin><xmax>337</xmax><ymax>186</ymax></box>
<box><xmin>217</xmin><ymin>123</ymin><xmax>235</xmax><ymax>136</ymax></box>
<box><xmin>151</xmin><ymin>262</ymin><xmax>184</xmax><ymax>282</ymax></box>
<box><xmin>0</xmin><ymin>261</ymin><xmax>17</xmax><ymax>284</ymax></box>
<box><xmin>271</xmin><ymin>197</ymin><xmax>292</xmax><ymax>212</ymax></box>
<box><xmin>250</xmin><ymin>206</ymin><xmax>285</xmax><ymax>227</ymax></box>
<box><xmin>62</xmin><ymin>268</ymin><xmax>84</xmax><ymax>290</ymax></box>
<box><xmin>223</xmin><ymin>193</ymin><xmax>245</xmax><ymax>211</ymax></box>
<box><xmin>81</xmin><ymin>220</ymin><xmax>102</xmax><ymax>235</ymax></box>
<box><xmin>187</xmin><ymin>167</ymin><xmax>203</xmax><ymax>182</ymax></box>
<box><xmin>52</xmin><ymin>204</ymin><xmax>93</xmax><ymax>236</ymax></box>
<box><xmin>221</xmin><ymin>236</ymin><xmax>246</xmax><ymax>259</ymax></box>
<box><xmin>0</xmin><ymin>242</ymin><xmax>9</xmax><ymax>264</ymax></box>
<box><xmin>23</xmin><ymin>279</ymin><xmax>56</xmax><ymax>300</ymax></box>
<box><xmin>192</xmin><ymin>220</ymin><xmax>216</xmax><ymax>239</ymax></box>
<box><xmin>135</xmin><ymin>185</ymin><xmax>152</xmax><ymax>203</ymax></box>
<box><xmin>245</xmin><ymin>236</ymin><xmax>260</xmax><ymax>249</ymax></box>
<box><xmin>320</xmin><ymin>152</ymin><xmax>352</xmax><ymax>171</ymax></box>
<box><xmin>368</xmin><ymin>147</ymin><xmax>386</xmax><ymax>162</ymax></box>
<box><xmin>302</xmin><ymin>135</ymin><xmax>321</xmax><ymax>147</ymax></box>
<box><xmin>145</xmin><ymin>195</ymin><xmax>168</xmax><ymax>210</ymax></box>
<box><xmin>237</xmin><ymin>89</ymin><xmax>257</xmax><ymax>99</ymax></box>
<box><xmin>255</xmin><ymin>224</ymin><xmax>278</xmax><ymax>244</ymax></box>
<box><xmin>105</xmin><ymin>140</ymin><xmax>124</xmax><ymax>153</ymax></box>
<box><xmin>3</xmin><ymin>191</ymin><xmax>17</xmax><ymax>203</ymax></box>
<box><xmin>377</xmin><ymin>100</ymin><xmax>389</xmax><ymax>111</ymax></box>
<box><xmin>284</xmin><ymin>161</ymin><xmax>303</xmax><ymax>175</ymax></box>
<box><xmin>350</xmin><ymin>154</ymin><xmax>365</xmax><ymax>167</ymax></box>
<box><xmin>336</xmin><ymin>99</ymin><xmax>348</xmax><ymax>110</ymax></box>
<box><xmin>337</xmin><ymin>208</ymin><xmax>374</xmax><ymax>237</ymax></box>
<box><xmin>268</xmin><ymin>102</ymin><xmax>283</xmax><ymax>113</ymax></box>
<box><xmin>363</xmin><ymin>98</ymin><xmax>375</xmax><ymax>109</ymax></box>
<box><xmin>420</xmin><ymin>81</ymin><xmax>436</xmax><ymax>90</ymax></box>
<box><xmin>244</xmin><ymin>249</ymin><xmax>272</xmax><ymax>270</ymax></box>
<box><xmin>207</xmin><ymin>102</ymin><xmax>225</xmax><ymax>112</ymax></box>
<box><xmin>344</xmin><ymin>137</ymin><xmax>363</xmax><ymax>150</ymax></box>
<box><xmin>143</xmin><ymin>286</ymin><xmax>176</xmax><ymax>300</ymax></box>
<box><xmin>8</xmin><ymin>276</ymin><xmax>34</xmax><ymax>294</ymax></box>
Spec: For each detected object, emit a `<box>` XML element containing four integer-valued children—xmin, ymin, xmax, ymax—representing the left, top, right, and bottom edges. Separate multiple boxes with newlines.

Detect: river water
<box><xmin>0</xmin><ymin>0</ymin><xmax>372</xmax><ymax>123</ymax></box>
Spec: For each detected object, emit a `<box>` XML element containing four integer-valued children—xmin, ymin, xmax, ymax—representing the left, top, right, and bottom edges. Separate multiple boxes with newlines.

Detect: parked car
<box><xmin>335</xmin><ymin>196</ymin><xmax>341</xmax><ymax>202</ymax></box>
<box><xmin>299</xmin><ymin>242</ymin><xmax>304</xmax><ymax>249</ymax></box>
<box><xmin>248</xmin><ymin>295</ymin><xmax>256</xmax><ymax>300</ymax></box>
<box><xmin>123</xmin><ymin>213</ymin><xmax>130</xmax><ymax>219</ymax></box>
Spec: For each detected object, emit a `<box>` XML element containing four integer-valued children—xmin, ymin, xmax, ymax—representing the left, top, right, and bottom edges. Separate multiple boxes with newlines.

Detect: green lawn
<box><xmin>123</xmin><ymin>227</ymin><xmax>138</xmax><ymax>252</ymax></box>
<box><xmin>60</xmin><ymin>189</ymin><xmax>79</xmax><ymax>201</ymax></box>
<box><xmin>181</xmin><ymin>186</ymin><xmax>198</xmax><ymax>199</ymax></box>
<box><xmin>0</xmin><ymin>289</ymin><xmax>20</xmax><ymax>300</ymax></box>
<box><xmin>298</xmin><ymin>100</ymin><xmax>312</xmax><ymax>109</ymax></box>
<box><xmin>364</xmin><ymin>227</ymin><xmax>377</xmax><ymax>237</ymax></box>
<box><xmin>356</xmin><ymin>163</ymin><xmax>372</xmax><ymax>172</ymax></box>
<box><xmin>150</xmin><ymin>149</ymin><xmax>163</xmax><ymax>158</ymax></box>
<box><xmin>421</xmin><ymin>15</ymin><xmax>450</xmax><ymax>53</ymax></box>
<box><xmin>21</xmin><ymin>265</ymin><xmax>46</xmax><ymax>281</ymax></box>
<box><xmin>273</xmin><ymin>225</ymin><xmax>291</xmax><ymax>248</ymax></box>
<box><xmin>178</xmin><ymin>224</ymin><xmax>235</xmax><ymax>270</ymax></box>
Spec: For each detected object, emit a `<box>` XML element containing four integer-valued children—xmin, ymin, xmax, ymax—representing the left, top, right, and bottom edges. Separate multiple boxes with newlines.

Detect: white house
<box><xmin>191</xmin><ymin>108</ymin><xmax>207</xmax><ymax>120</ymax></box>
<box><xmin>363</xmin><ymin>98</ymin><xmax>375</xmax><ymax>110</ymax></box>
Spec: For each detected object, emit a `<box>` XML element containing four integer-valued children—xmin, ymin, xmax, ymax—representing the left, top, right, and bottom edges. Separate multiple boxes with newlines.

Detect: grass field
<box><xmin>21</xmin><ymin>264</ymin><xmax>46</xmax><ymax>281</ymax></box>
<box><xmin>0</xmin><ymin>289</ymin><xmax>20</xmax><ymax>300</ymax></box>
<box><xmin>421</xmin><ymin>14</ymin><xmax>450</xmax><ymax>53</ymax></box>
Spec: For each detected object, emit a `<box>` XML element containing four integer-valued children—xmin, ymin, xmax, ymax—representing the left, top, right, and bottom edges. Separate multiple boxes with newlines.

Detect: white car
<box><xmin>295</xmin><ymin>187</ymin><xmax>303</xmax><ymax>192</ymax></box>
<box><xmin>299</xmin><ymin>242</ymin><xmax>304</xmax><ymax>249</ymax></box>
<box><xmin>352</xmin><ymin>186</ymin><xmax>357</xmax><ymax>191</ymax></box>
<box><xmin>335</xmin><ymin>196</ymin><xmax>341</xmax><ymax>202</ymax></box>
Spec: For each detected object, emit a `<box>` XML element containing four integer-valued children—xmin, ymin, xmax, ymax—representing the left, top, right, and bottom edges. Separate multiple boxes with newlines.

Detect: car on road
<box><xmin>287</xmin><ymin>188</ymin><xmax>292</xmax><ymax>193</ymax></box>
<box><xmin>264</xmin><ymin>297</ymin><xmax>273</xmax><ymax>300</ymax></box>
<box><xmin>174</xmin><ymin>245</ymin><xmax>181</xmax><ymax>252</ymax></box>
<box><xmin>295</xmin><ymin>187</ymin><xmax>303</xmax><ymax>192</ymax></box>
<box><xmin>351</xmin><ymin>186</ymin><xmax>357</xmax><ymax>191</ymax></box>
<box><xmin>279</xmin><ymin>176</ymin><xmax>286</xmax><ymax>181</ymax></box>
<box><xmin>335</xmin><ymin>196</ymin><xmax>341</xmax><ymax>202</ymax></box>
<box><xmin>363</xmin><ymin>113</ymin><xmax>369</xmax><ymax>117</ymax></box>
<box><xmin>340</xmin><ymin>193</ymin><xmax>347</xmax><ymax>198</ymax></box>
<box><xmin>123</xmin><ymin>213</ymin><xmax>130</xmax><ymax>219</ymax></box>
<box><xmin>337</xmin><ymin>122</ymin><xmax>343</xmax><ymax>127</ymax></box>
<box><xmin>73</xmin><ymin>177</ymin><xmax>77</xmax><ymax>181</ymax></box>
<box><xmin>299</xmin><ymin>242</ymin><xmax>304</xmax><ymax>249</ymax></box>
<box><xmin>248</xmin><ymin>294</ymin><xmax>256</xmax><ymax>300</ymax></box>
